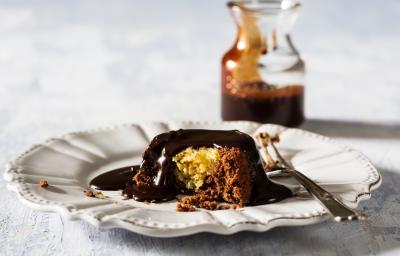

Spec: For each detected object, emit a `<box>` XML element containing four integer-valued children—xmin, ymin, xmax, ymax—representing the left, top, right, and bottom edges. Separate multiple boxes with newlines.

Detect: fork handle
<box><xmin>287</xmin><ymin>168</ymin><xmax>367</xmax><ymax>222</ymax></box>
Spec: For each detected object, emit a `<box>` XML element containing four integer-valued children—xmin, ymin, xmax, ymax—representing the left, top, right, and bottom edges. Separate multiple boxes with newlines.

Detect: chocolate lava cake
<box><xmin>123</xmin><ymin>129</ymin><xmax>291</xmax><ymax>211</ymax></box>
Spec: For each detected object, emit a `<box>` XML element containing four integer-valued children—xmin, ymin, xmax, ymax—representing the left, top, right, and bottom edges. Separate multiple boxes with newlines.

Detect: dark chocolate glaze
<box><xmin>89</xmin><ymin>129</ymin><xmax>292</xmax><ymax>205</ymax></box>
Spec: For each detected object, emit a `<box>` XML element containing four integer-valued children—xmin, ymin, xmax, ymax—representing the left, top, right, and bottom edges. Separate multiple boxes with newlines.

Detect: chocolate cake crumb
<box><xmin>38</xmin><ymin>179</ymin><xmax>49</xmax><ymax>188</ymax></box>
<box><xmin>95</xmin><ymin>191</ymin><xmax>105</xmax><ymax>199</ymax></box>
<box><xmin>231</xmin><ymin>204</ymin><xmax>239</xmax><ymax>210</ymax></box>
<box><xmin>83</xmin><ymin>188</ymin><xmax>105</xmax><ymax>199</ymax></box>
<box><xmin>217</xmin><ymin>204</ymin><xmax>231</xmax><ymax>210</ymax></box>
<box><xmin>257</xmin><ymin>132</ymin><xmax>280</xmax><ymax>145</ymax></box>
<box><xmin>83</xmin><ymin>188</ymin><xmax>94</xmax><ymax>197</ymax></box>
<box><xmin>176</xmin><ymin>203</ymin><xmax>196</xmax><ymax>212</ymax></box>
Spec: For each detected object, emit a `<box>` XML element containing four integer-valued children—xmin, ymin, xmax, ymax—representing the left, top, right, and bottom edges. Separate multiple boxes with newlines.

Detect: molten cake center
<box><xmin>172</xmin><ymin>147</ymin><xmax>220</xmax><ymax>190</ymax></box>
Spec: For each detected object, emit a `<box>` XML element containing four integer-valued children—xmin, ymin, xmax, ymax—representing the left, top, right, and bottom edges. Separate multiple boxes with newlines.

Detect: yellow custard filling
<box><xmin>172</xmin><ymin>147</ymin><xmax>220</xmax><ymax>190</ymax></box>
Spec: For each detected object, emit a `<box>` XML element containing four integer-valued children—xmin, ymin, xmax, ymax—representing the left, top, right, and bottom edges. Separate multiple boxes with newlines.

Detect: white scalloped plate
<box><xmin>4</xmin><ymin>121</ymin><xmax>381</xmax><ymax>237</ymax></box>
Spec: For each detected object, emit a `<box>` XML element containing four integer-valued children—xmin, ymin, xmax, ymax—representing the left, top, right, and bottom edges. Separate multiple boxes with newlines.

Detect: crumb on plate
<box><xmin>95</xmin><ymin>191</ymin><xmax>105</xmax><ymax>199</ymax></box>
<box><xmin>83</xmin><ymin>188</ymin><xmax>94</xmax><ymax>197</ymax></box>
<box><xmin>38</xmin><ymin>179</ymin><xmax>49</xmax><ymax>188</ymax></box>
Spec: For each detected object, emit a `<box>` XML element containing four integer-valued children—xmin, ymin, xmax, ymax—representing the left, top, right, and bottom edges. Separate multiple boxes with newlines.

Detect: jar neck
<box><xmin>229</xmin><ymin>2</ymin><xmax>300</xmax><ymax>54</ymax></box>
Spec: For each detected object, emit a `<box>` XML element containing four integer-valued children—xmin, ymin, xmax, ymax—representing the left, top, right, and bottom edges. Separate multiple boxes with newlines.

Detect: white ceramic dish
<box><xmin>4</xmin><ymin>121</ymin><xmax>381</xmax><ymax>237</ymax></box>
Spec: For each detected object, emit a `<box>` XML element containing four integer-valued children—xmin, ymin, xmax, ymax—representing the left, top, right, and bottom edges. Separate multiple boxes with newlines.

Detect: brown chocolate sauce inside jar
<box><xmin>89</xmin><ymin>129</ymin><xmax>292</xmax><ymax>205</ymax></box>
<box><xmin>221</xmin><ymin>83</ymin><xmax>304</xmax><ymax>127</ymax></box>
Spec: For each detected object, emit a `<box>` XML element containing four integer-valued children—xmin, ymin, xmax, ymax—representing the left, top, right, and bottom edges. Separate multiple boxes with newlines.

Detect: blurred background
<box><xmin>0</xmin><ymin>0</ymin><xmax>399</xmax><ymax>135</ymax></box>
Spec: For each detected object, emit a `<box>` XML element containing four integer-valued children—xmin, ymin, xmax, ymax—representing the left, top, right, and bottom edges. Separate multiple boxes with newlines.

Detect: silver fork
<box><xmin>256</xmin><ymin>133</ymin><xmax>368</xmax><ymax>222</ymax></box>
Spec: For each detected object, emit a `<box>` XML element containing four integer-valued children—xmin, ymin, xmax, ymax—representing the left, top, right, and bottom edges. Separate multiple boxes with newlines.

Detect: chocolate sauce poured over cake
<box><xmin>90</xmin><ymin>129</ymin><xmax>292</xmax><ymax>205</ymax></box>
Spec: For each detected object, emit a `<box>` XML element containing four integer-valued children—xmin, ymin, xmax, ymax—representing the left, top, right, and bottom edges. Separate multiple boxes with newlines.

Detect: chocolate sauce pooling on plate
<box><xmin>90</xmin><ymin>166</ymin><xmax>139</xmax><ymax>191</ymax></box>
<box><xmin>89</xmin><ymin>129</ymin><xmax>292</xmax><ymax>205</ymax></box>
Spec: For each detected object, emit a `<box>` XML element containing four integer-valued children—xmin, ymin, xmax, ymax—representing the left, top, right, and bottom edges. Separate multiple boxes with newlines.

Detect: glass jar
<box><xmin>221</xmin><ymin>0</ymin><xmax>305</xmax><ymax>127</ymax></box>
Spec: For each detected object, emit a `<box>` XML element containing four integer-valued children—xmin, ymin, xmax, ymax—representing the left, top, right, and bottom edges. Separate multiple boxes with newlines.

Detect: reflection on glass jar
<box><xmin>221</xmin><ymin>0</ymin><xmax>305</xmax><ymax>127</ymax></box>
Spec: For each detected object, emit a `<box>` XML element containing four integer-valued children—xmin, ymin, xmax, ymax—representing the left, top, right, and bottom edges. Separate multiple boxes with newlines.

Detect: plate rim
<box><xmin>3</xmin><ymin>121</ymin><xmax>382</xmax><ymax>237</ymax></box>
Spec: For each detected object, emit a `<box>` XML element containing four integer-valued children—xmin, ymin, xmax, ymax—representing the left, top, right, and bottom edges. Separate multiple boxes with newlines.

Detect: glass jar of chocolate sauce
<box><xmin>221</xmin><ymin>0</ymin><xmax>305</xmax><ymax>127</ymax></box>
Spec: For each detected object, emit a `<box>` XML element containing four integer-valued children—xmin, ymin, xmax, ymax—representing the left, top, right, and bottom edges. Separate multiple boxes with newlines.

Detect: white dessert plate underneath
<box><xmin>4</xmin><ymin>121</ymin><xmax>381</xmax><ymax>237</ymax></box>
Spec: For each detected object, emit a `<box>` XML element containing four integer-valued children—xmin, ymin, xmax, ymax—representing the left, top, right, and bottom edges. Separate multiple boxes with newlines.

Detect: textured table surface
<box><xmin>1</xmin><ymin>0</ymin><xmax>400</xmax><ymax>255</ymax></box>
